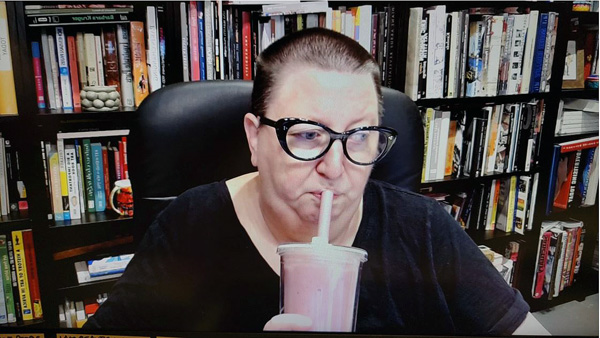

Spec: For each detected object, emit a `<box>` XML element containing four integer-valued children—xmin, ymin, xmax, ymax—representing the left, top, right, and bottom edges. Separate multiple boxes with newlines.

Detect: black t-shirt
<box><xmin>84</xmin><ymin>179</ymin><xmax>529</xmax><ymax>335</ymax></box>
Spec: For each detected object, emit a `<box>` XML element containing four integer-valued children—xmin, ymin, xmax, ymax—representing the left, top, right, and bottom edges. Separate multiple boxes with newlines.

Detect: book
<box><xmin>56</xmin><ymin>139</ymin><xmax>70</xmax><ymax>220</ymax></box>
<box><xmin>31</xmin><ymin>41</ymin><xmax>46</xmax><ymax>109</ymax></box>
<box><xmin>198</xmin><ymin>2</ymin><xmax>207</xmax><ymax>81</ymax></box>
<box><xmin>102</xmin><ymin>27</ymin><xmax>121</xmax><ymax>93</ymax></box>
<box><xmin>66</xmin><ymin>36</ymin><xmax>81</xmax><ymax>110</ymax></box>
<box><xmin>40</xmin><ymin>29</ymin><xmax>57</xmax><ymax>109</ymax></box>
<box><xmin>532</xmin><ymin>224</ymin><xmax>553</xmax><ymax>298</ymax></box>
<box><xmin>102</xmin><ymin>146</ymin><xmax>111</xmax><ymax>210</ymax></box>
<box><xmin>116</xmin><ymin>24</ymin><xmax>135</xmax><ymax>107</ymax></box>
<box><xmin>0</xmin><ymin>1</ymin><xmax>18</xmax><ymax>115</ymax></box>
<box><xmin>26</xmin><ymin>12</ymin><xmax>132</xmax><ymax>27</ymax></box>
<box><xmin>21</xmin><ymin>230</ymin><xmax>42</xmax><ymax>319</ymax></box>
<box><xmin>146</xmin><ymin>6</ymin><xmax>161</xmax><ymax>91</ymax></box>
<box><xmin>47</xmin><ymin>33</ymin><xmax>63</xmax><ymax>109</ymax></box>
<box><xmin>130</xmin><ymin>21</ymin><xmax>149</xmax><ymax>106</ymax></box>
<box><xmin>0</xmin><ymin>135</ymin><xmax>7</xmax><ymax>215</ymax></box>
<box><xmin>466</xmin><ymin>20</ymin><xmax>484</xmax><ymax>97</ymax></box>
<box><xmin>582</xmin><ymin>147</ymin><xmax>599</xmax><ymax>207</ymax></box>
<box><xmin>74</xmin><ymin>261</ymin><xmax>123</xmax><ymax>284</ymax></box>
<box><xmin>94</xmin><ymin>35</ymin><xmax>104</xmax><ymax>86</ymax></box>
<box><xmin>425</xmin><ymin>5</ymin><xmax>446</xmax><ymax>99</ymax></box>
<box><xmin>55</xmin><ymin>27</ymin><xmax>73</xmax><ymax>110</ymax></box>
<box><xmin>529</xmin><ymin>13</ymin><xmax>548</xmax><ymax>93</ymax></box>
<box><xmin>48</xmin><ymin>145</ymin><xmax>64</xmax><ymax>221</ymax></box>
<box><xmin>91</xmin><ymin>143</ymin><xmax>106</xmax><ymax>212</ymax></box>
<box><xmin>11</xmin><ymin>230</ymin><xmax>33</xmax><ymax>320</ymax></box>
<box><xmin>64</xmin><ymin>145</ymin><xmax>81</xmax><ymax>220</ymax></box>
<box><xmin>5</xmin><ymin>239</ymin><xmax>22</xmax><ymax>322</ymax></box>
<box><xmin>87</xmin><ymin>254</ymin><xmax>134</xmax><ymax>277</ymax></box>
<box><xmin>506</xmin><ymin>14</ymin><xmax>528</xmax><ymax>95</ymax></box>
<box><xmin>75</xmin><ymin>32</ymin><xmax>86</xmax><ymax>87</ymax></box>
<box><xmin>82</xmin><ymin>139</ymin><xmax>95</xmax><ymax>212</ymax></box>
<box><xmin>404</xmin><ymin>7</ymin><xmax>422</xmax><ymax>101</ymax></box>
<box><xmin>0</xmin><ymin>235</ymin><xmax>16</xmax><ymax>323</ymax></box>
<box><xmin>520</xmin><ymin>10</ymin><xmax>539</xmax><ymax>94</ymax></box>
<box><xmin>83</xmin><ymin>33</ymin><xmax>98</xmax><ymax>86</ymax></box>
<box><xmin>74</xmin><ymin>140</ymin><xmax>86</xmax><ymax>214</ymax></box>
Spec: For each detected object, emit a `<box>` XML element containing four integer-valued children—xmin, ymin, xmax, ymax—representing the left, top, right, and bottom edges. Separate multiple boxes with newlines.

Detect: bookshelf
<box><xmin>0</xmin><ymin>0</ymin><xmax>597</xmax><ymax>332</ymax></box>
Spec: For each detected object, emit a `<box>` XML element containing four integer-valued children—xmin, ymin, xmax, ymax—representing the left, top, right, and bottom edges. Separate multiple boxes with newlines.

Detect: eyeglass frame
<box><xmin>259</xmin><ymin>116</ymin><xmax>398</xmax><ymax>166</ymax></box>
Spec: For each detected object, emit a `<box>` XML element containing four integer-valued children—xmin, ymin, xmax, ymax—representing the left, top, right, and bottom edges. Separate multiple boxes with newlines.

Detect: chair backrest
<box><xmin>129</xmin><ymin>81</ymin><xmax>423</xmax><ymax>237</ymax></box>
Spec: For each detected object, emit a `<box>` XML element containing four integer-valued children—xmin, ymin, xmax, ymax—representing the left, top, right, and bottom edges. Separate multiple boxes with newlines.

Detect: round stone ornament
<box><xmin>80</xmin><ymin>85</ymin><xmax>120</xmax><ymax>111</ymax></box>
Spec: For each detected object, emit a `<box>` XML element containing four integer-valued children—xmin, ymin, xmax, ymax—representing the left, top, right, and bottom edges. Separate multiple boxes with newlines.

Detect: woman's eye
<box><xmin>349</xmin><ymin>132</ymin><xmax>368</xmax><ymax>142</ymax></box>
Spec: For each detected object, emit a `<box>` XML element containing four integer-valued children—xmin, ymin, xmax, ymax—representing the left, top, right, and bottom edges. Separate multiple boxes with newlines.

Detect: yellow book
<box><xmin>129</xmin><ymin>21</ymin><xmax>149</xmax><ymax>107</ymax></box>
<box><xmin>11</xmin><ymin>230</ymin><xmax>33</xmax><ymax>321</ymax></box>
<box><xmin>505</xmin><ymin>176</ymin><xmax>518</xmax><ymax>233</ymax></box>
<box><xmin>422</xmin><ymin>108</ymin><xmax>434</xmax><ymax>182</ymax></box>
<box><xmin>0</xmin><ymin>2</ymin><xmax>18</xmax><ymax>115</ymax></box>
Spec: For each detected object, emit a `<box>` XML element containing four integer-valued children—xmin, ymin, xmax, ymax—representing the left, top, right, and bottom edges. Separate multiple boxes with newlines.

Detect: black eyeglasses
<box><xmin>259</xmin><ymin>117</ymin><xmax>397</xmax><ymax>166</ymax></box>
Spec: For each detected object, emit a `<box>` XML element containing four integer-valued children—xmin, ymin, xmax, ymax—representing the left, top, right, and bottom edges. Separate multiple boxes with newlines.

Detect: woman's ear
<box><xmin>244</xmin><ymin>113</ymin><xmax>261</xmax><ymax>167</ymax></box>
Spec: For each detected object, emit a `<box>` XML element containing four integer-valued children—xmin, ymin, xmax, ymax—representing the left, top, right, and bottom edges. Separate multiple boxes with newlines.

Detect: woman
<box><xmin>85</xmin><ymin>28</ymin><xmax>545</xmax><ymax>335</ymax></box>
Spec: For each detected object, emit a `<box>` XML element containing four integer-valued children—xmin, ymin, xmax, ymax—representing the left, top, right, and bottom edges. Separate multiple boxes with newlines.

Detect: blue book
<box><xmin>546</xmin><ymin>144</ymin><xmax>561</xmax><ymax>215</ymax></box>
<box><xmin>198</xmin><ymin>2</ymin><xmax>206</xmax><ymax>81</ymax></box>
<box><xmin>91</xmin><ymin>143</ymin><xmax>106</xmax><ymax>212</ymax></box>
<box><xmin>529</xmin><ymin>13</ymin><xmax>549</xmax><ymax>93</ymax></box>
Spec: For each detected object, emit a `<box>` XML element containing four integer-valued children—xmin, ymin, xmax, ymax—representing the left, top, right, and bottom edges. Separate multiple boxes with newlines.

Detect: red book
<box><xmin>533</xmin><ymin>231</ymin><xmax>553</xmax><ymax>298</ymax></box>
<box><xmin>66</xmin><ymin>36</ymin><xmax>81</xmax><ymax>110</ymax></box>
<box><xmin>102</xmin><ymin>146</ymin><xmax>111</xmax><ymax>210</ymax></box>
<box><xmin>114</xmin><ymin>147</ymin><xmax>122</xmax><ymax>181</ymax></box>
<box><xmin>22</xmin><ymin>229</ymin><xmax>43</xmax><ymax>319</ymax></box>
<box><xmin>568</xmin><ymin>226</ymin><xmax>583</xmax><ymax>285</ymax></box>
<box><xmin>31</xmin><ymin>41</ymin><xmax>46</xmax><ymax>109</ymax></box>
<box><xmin>189</xmin><ymin>1</ymin><xmax>200</xmax><ymax>81</ymax></box>
<box><xmin>118</xmin><ymin>140</ymin><xmax>125</xmax><ymax>180</ymax></box>
<box><xmin>242</xmin><ymin>11</ymin><xmax>252</xmax><ymax>80</ymax></box>
<box><xmin>121</xmin><ymin>137</ymin><xmax>129</xmax><ymax>179</ymax></box>
<box><xmin>553</xmin><ymin>151</ymin><xmax>578</xmax><ymax>210</ymax></box>
<box><xmin>102</xmin><ymin>27</ymin><xmax>121</xmax><ymax>92</ymax></box>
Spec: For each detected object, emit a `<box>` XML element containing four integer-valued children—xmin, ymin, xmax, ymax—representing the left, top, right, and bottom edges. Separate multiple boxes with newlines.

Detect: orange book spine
<box><xmin>66</xmin><ymin>36</ymin><xmax>81</xmax><ymax>110</ymax></box>
<box><xmin>129</xmin><ymin>21</ymin><xmax>149</xmax><ymax>106</ymax></box>
<box><xmin>21</xmin><ymin>230</ymin><xmax>42</xmax><ymax>319</ymax></box>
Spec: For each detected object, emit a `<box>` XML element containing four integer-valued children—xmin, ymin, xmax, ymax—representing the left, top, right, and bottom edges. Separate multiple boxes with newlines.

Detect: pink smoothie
<box><xmin>278</xmin><ymin>243</ymin><xmax>368</xmax><ymax>332</ymax></box>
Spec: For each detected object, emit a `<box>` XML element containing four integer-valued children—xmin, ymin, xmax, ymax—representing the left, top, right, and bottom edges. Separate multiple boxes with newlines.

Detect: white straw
<box><xmin>317</xmin><ymin>190</ymin><xmax>334</xmax><ymax>243</ymax></box>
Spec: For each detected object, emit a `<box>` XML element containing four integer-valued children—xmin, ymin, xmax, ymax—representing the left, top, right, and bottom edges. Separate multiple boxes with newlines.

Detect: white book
<box><xmin>204</xmin><ymin>0</ymin><xmax>215</xmax><ymax>80</ymax></box>
<box><xmin>0</xmin><ymin>136</ymin><xmax>7</xmax><ymax>215</ymax></box>
<box><xmin>526</xmin><ymin>172</ymin><xmax>539</xmax><ymax>230</ymax></box>
<box><xmin>357</xmin><ymin>5</ymin><xmax>372</xmax><ymax>52</ymax></box>
<box><xmin>506</xmin><ymin>14</ymin><xmax>528</xmax><ymax>95</ymax></box>
<box><xmin>405</xmin><ymin>7</ymin><xmax>423</xmax><ymax>101</ymax></box>
<box><xmin>543</xmin><ymin>12</ymin><xmax>558</xmax><ymax>93</ymax></box>
<box><xmin>520</xmin><ymin>10</ymin><xmax>538</xmax><ymax>94</ymax></box>
<box><xmin>426</xmin><ymin>5</ymin><xmax>446</xmax><ymax>99</ymax></box>
<box><xmin>480</xmin><ymin>106</ymin><xmax>494</xmax><ymax>175</ymax></box>
<box><xmin>40</xmin><ymin>29</ymin><xmax>57</xmax><ymax>109</ymax></box>
<box><xmin>146</xmin><ymin>6</ymin><xmax>161</xmax><ymax>92</ymax></box>
<box><xmin>55</xmin><ymin>27</ymin><xmax>73</xmax><ymax>110</ymax></box>
<box><xmin>74</xmin><ymin>143</ymin><xmax>85</xmax><ymax>214</ymax></box>
<box><xmin>514</xmin><ymin>175</ymin><xmax>530</xmax><ymax>235</ymax></box>
<box><xmin>84</xmin><ymin>33</ymin><xmax>98</xmax><ymax>86</ymax></box>
<box><xmin>217</xmin><ymin>0</ymin><xmax>225</xmax><ymax>80</ymax></box>
<box><xmin>64</xmin><ymin>145</ymin><xmax>81</xmax><ymax>220</ymax></box>
<box><xmin>344</xmin><ymin>11</ymin><xmax>354</xmax><ymax>39</ymax></box>
<box><xmin>325</xmin><ymin>7</ymin><xmax>332</xmax><ymax>30</ymax></box>
<box><xmin>180</xmin><ymin>2</ymin><xmax>190</xmax><ymax>82</ymax></box>
<box><xmin>306</xmin><ymin>13</ymin><xmax>318</xmax><ymax>29</ymax></box>
<box><xmin>116</xmin><ymin>24</ymin><xmax>135</xmax><ymax>108</ymax></box>
<box><xmin>75</xmin><ymin>32</ymin><xmax>87</xmax><ymax>87</ymax></box>
<box><xmin>507</xmin><ymin>104</ymin><xmax>522</xmax><ymax>172</ymax></box>
<box><xmin>485</xmin><ymin>105</ymin><xmax>503</xmax><ymax>175</ymax></box>
<box><xmin>428</xmin><ymin>110</ymin><xmax>442</xmax><ymax>180</ymax></box>
<box><xmin>47</xmin><ymin>34</ymin><xmax>63</xmax><ymax>109</ymax></box>
<box><xmin>424</xmin><ymin>108</ymin><xmax>436</xmax><ymax>181</ymax></box>
<box><xmin>447</xmin><ymin>11</ymin><xmax>460</xmax><ymax>98</ymax></box>
<box><xmin>57</xmin><ymin>129</ymin><xmax>129</xmax><ymax>140</ymax></box>
<box><xmin>436</xmin><ymin>110</ymin><xmax>451</xmax><ymax>180</ymax></box>
<box><xmin>95</xmin><ymin>35</ymin><xmax>105</xmax><ymax>86</ymax></box>
<box><xmin>486</xmin><ymin>15</ymin><xmax>504</xmax><ymax>96</ymax></box>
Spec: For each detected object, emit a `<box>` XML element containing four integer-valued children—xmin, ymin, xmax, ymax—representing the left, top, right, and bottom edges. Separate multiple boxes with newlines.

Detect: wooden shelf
<box><xmin>0</xmin><ymin>318</ymin><xmax>45</xmax><ymax>328</ymax></box>
<box><xmin>416</xmin><ymin>93</ymin><xmax>551</xmax><ymax>108</ymax></box>
<box><xmin>0</xmin><ymin>211</ymin><xmax>31</xmax><ymax>227</ymax></box>
<box><xmin>421</xmin><ymin>168</ymin><xmax>541</xmax><ymax>186</ymax></box>
<box><xmin>50</xmin><ymin>212</ymin><xmax>132</xmax><ymax>229</ymax></box>
<box><xmin>58</xmin><ymin>277</ymin><xmax>120</xmax><ymax>294</ymax></box>
<box><xmin>559</xmin><ymin>89</ymin><xmax>599</xmax><ymax>99</ymax></box>
<box><xmin>466</xmin><ymin>229</ymin><xmax>524</xmax><ymax>243</ymax></box>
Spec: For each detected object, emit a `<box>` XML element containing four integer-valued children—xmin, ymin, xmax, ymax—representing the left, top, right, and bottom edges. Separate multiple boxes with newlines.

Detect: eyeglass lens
<box><xmin>285</xmin><ymin>123</ymin><xmax>389</xmax><ymax>164</ymax></box>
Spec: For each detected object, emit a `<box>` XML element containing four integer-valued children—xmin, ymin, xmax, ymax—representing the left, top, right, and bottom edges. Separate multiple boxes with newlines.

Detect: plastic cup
<box><xmin>277</xmin><ymin>243</ymin><xmax>368</xmax><ymax>332</ymax></box>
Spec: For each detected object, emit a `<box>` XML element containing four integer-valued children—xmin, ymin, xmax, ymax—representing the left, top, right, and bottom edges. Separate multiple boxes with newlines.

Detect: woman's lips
<box><xmin>312</xmin><ymin>191</ymin><xmax>339</xmax><ymax>198</ymax></box>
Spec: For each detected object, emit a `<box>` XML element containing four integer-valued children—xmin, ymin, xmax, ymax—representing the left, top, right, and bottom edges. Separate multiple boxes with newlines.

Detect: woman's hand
<box><xmin>264</xmin><ymin>314</ymin><xmax>313</xmax><ymax>331</ymax></box>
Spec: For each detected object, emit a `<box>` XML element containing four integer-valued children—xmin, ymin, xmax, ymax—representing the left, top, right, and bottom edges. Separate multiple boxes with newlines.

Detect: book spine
<box><xmin>47</xmin><ymin>33</ymin><xmax>63</xmax><ymax>109</ymax></box>
<box><xmin>21</xmin><ymin>230</ymin><xmax>42</xmax><ymax>319</ymax></box>
<box><xmin>74</xmin><ymin>141</ymin><xmax>86</xmax><ymax>214</ymax></box>
<box><xmin>31</xmin><ymin>42</ymin><xmax>46</xmax><ymax>109</ymax></box>
<box><xmin>466</xmin><ymin>21</ymin><xmax>484</xmax><ymax>97</ymax></box>
<box><xmin>0</xmin><ymin>2</ymin><xmax>18</xmax><ymax>115</ymax></box>
<box><xmin>11</xmin><ymin>231</ymin><xmax>33</xmax><ymax>320</ymax></box>
<box><xmin>101</xmin><ymin>146</ymin><xmax>111</xmax><ymax>210</ymax></box>
<box><xmin>568</xmin><ymin>150</ymin><xmax>583</xmax><ymax>207</ymax></box>
<box><xmin>539</xmin><ymin>13</ymin><xmax>555</xmax><ymax>93</ymax></box>
<box><xmin>0</xmin><ymin>137</ymin><xmax>8</xmax><ymax>215</ymax></box>
<box><xmin>405</xmin><ymin>7</ymin><xmax>422</xmax><ymax>101</ymax></box>
<box><xmin>198</xmin><ymin>2</ymin><xmax>206</xmax><ymax>81</ymax></box>
<box><xmin>94</xmin><ymin>35</ymin><xmax>104</xmax><ymax>85</ymax></box>
<box><xmin>204</xmin><ymin>1</ymin><xmax>215</xmax><ymax>80</ymax></box>
<box><xmin>40</xmin><ymin>29</ymin><xmax>57</xmax><ymax>109</ymax></box>
<box><xmin>146</xmin><ymin>6</ymin><xmax>161</xmax><ymax>91</ymax></box>
<box><xmin>83</xmin><ymin>33</ymin><xmax>98</xmax><ymax>86</ymax></box>
<box><xmin>188</xmin><ymin>2</ymin><xmax>200</xmax><ymax>81</ymax></box>
<box><xmin>6</xmin><ymin>240</ymin><xmax>22</xmax><ymax>322</ymax></box>
<box><xmin>116</xmin><ymin>24</ymin><xmax>135</xmax><ymax>108</ymax></box>
<box><xmin>102</xmin><ymin>27</ymin><xmax>120</xmax><ymax>92</ymax></box>
<box><xmin>533</xmin><ymin>230</ymin><xmax>552</xmax><ymax>298</ymax></box>
<box><xmin>0</xmin><ymin>235</ymin><xmax>16</xmax><ymax>323</ymax></box>
<box><xmin>55</xmin><ymin>27</ymin><xmax>73</xmax><ymax>109</ymax></box>
<box><xmin>75</xmin><ymin>32</ymin><xmax>86</xmax><ymax>87</ymax></box>
<box><xmin>65</xmin><ymin>145</ymin><xmax>81</xmax><ymax>220</ymax></box>
<box><xmin>506</xmin><ymin>15</ymin><xmax>528</xmax><ymax>95</ymax></box>
<box><xmin>529</xmin><ymin>13</ymin><xmax>548</xmax><ymax>93</ymax></box>
<box><xmin>121</xmin><ymin>136</ymin><xmax>129</xmax><ymax>179</ymax></box>
<box><xmin>66</xmin><ymin>36</ymin><xmax>81</xmax><ymax>109</ymax></box>
<box><xmin>82</xmin><ymin>139</ymin><xmax>95</xmax><ymax>212</ymax></box>
<box><xmin>242</xmin><ymin>11</ymin><xmax>251</xmax><ymax>80</ymax></box>
<box><xmin>418</xmin><ymin>9</ymin><xmax>428</xmax><ymax>99</ymax></box>
<box><xmin>91</xmin><ymin>143</ymin><xmax>106</xmax><ymax>212</ymax></box>
<box><xmin>130</xmin><ymin>21</ymin><xmax>149</xmax><ymax>106</ymax></box>
<box><xmin>520</xmin><ymin>11</ymin><xmax>539</xmax><ymax>93</ymax></box>
<box><xmin>56</xmin><ymin>139</ymin><xmax>70</xmax><ymax>220</ymax></box>
<box><xmin>48</xmin><ymin>146</ymin><xmax>64</xmax><ymax>221</ymax></box>
<box><xmin>180</xmin><ymin>2</ymin><xmax>190</xmax><ymax>81</ymax></box>
<box><xmin>4</xmin><ymin>139</ymin><xmax>18</xmax><ymax>212</ymax></box>
<box><xmin>14</xmin><ymin>150</ymin><xmax>27</xmax><ymax>211</ymax></box>
<box><xmin>27</xmin><ymin>13</ymin><xmax>131</xmax><ymax>26</ymax></box>
<box><xmin>158</xmin><ymin>7</ymin><xmax>167</xmax><ymax>86</ymax></box>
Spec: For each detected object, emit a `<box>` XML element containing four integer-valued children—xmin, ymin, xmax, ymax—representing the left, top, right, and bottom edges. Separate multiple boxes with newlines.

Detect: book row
<box><xmin>405</xmin><ymin>6</ymin><xmax>559</xmax><ymax>100</ymax></box>
<box><xmin>547</xmin><ymin>136</ymin><xmax>599</xmax><ymax>214</ymax></box>
<box><xmin>179</xmin><ymin>1</ymin><xmax>400</xmax><ymax>87</ymax></box>
<box><xmin>479</xmin><ymin>244</ymin><xmax>517</xmax><ymax>287</ymax></box>
<box><xmin>74</xmin><ymin>253</ymin><xmax>133</xmax><ymax>285</ymax></box>
<box><xmin>0</xmin><ymin>135</ymin><xmax>28</xmax><ymax>216</ymax></box>
<box><xmin>555</xmin><ymin>98</ymin><xmax>599</xmax><ymax>136</ymax></box>
<box><xmin>31</xmin><ymin>15</ymin><xmax>162</xmax><ymax>111</ymax></box>
<box><xmin>427</xmin><ymin>173</ymin><xmax>540</xmax><ymax>234</ymax></box>
<box><xmin>421</xmin><ymin>99</ymin><xmax>545</xmax><ymax>182</ymax></box>
<box><xmin>40</xmin><ymin>132</ymin><xmax>131</xmax><ymax>222</ymax></box>
<box><xmin>59</xmin><ymin>293</ymin><xmax>107</xmax><ymax>329</ymax></box>
<box><xmin>532</xmin><ymin>220</ymin><xmax>586</xmax><ymax>300</ymax></box>
<box><xmin>0</xmin><ymin>230</ymin><xmax>42</xmax><ymax>324</ymax></box>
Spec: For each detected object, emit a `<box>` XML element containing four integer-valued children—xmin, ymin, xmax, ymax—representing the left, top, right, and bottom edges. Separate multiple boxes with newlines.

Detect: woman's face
<box><xmin>246</xmin><ymin>66</ymin><xmax>379</xmax><ymax>238</ymax></box>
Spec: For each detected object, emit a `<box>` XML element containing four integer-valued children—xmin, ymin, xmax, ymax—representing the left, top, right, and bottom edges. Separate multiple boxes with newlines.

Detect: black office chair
<box><xmin>129</xmin><ymin>81</ymin><xmax>423</xmax><ymax>238</ymax></box>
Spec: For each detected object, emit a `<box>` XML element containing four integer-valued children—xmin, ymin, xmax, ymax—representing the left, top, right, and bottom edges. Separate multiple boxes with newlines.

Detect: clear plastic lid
<box><xmin>277</xmin><ymin>243</ymin><xmax>368</xmax><ymax>263</ymax></box>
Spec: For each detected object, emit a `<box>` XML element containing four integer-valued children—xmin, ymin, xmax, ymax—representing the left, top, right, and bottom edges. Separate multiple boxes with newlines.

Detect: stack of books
<box><xmin>555</xmin><ymin>99</ymin><xmax>599</xmax><ymax>136</ymax></box>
